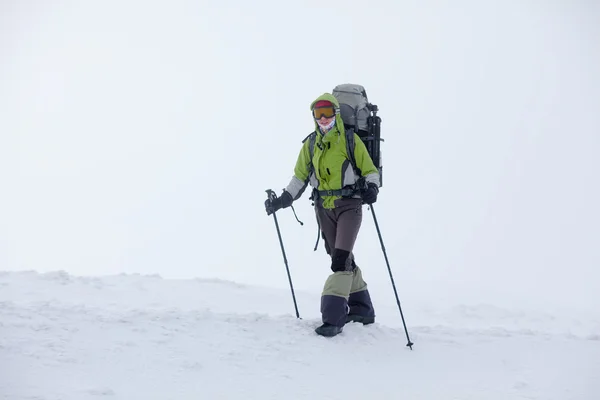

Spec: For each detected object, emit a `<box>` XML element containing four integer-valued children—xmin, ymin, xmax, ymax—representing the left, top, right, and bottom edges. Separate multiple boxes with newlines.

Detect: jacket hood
<box><xmin>310</xmin><ymin>93</ymin><xmax>346</xmax><ymax>137</ymax></box>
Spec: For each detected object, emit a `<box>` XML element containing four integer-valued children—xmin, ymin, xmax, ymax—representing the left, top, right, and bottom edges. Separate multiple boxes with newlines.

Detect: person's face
<box><xmin>313</xmin><ymin>106</ymin><xmax>336</xmax><ymax>128</ymax></box>
<box><xmin>317</xmin><ymin>115</ymin><xmax>335</xmax><ymax>128</ymax></box>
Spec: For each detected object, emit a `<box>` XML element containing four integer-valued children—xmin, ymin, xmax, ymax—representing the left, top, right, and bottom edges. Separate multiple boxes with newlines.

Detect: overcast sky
<box><xmin>1</xmin><ymin>0</ymin><xmax>599</xmax><ymax>315</ymax></box>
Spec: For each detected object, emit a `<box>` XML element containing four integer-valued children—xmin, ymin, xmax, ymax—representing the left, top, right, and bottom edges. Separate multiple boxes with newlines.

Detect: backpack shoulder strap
<box><xmin>345</xmin><ymin>128</ymin><xmax>362</xmax><ymax>177</ymax></box>
<box><xmin>302</xmin><ymin>131</ymin><xmax>317</xmax><ymax>175</ymax></box>
<box><xmin>302</xmin><ymin>131</ymin><xmax>314</xmax><ymax>143</ymax></box>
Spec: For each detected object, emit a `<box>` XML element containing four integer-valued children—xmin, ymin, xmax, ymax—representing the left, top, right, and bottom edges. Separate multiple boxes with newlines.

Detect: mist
<box><xmin>1</xmin><ymin>0</ymin><xmax>599</xmax><ymax>316</ymax></box>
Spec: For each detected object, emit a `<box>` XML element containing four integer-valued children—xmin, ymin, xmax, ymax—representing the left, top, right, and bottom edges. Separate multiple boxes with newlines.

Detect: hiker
<box><xmin>264</xmin><ymin>92</ymin><xmax>380</xmax><ymax>337</ymax></box>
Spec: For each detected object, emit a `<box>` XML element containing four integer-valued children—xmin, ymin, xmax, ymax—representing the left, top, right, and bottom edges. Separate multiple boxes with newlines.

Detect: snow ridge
<box><xmin>1</xmin><ymin>271</ymin><xmax>599</xmax><ymax>400</ymax></box>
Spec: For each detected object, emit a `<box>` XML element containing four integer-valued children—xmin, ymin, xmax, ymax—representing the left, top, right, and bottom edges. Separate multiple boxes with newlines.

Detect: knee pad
<box><xmin>331</xmin><ymin>248</ymin><xmax>351</xmax><ymax>272</ymax></box>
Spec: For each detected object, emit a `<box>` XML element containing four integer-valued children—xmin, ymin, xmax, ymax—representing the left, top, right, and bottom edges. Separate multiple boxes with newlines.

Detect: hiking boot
<box><xmin>315</xmin><ymin>323</ymin><xmax>343</xmax><ymax>337</ymax></box>
<box><xmin>346</xmin><ymin>314</ymin><xmax>375</xmax><ymax>325</ymax></box>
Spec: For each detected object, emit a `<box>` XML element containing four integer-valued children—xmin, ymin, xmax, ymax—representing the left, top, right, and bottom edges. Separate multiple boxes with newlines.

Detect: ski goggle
<box><xmin>312</xmin><ymin>106</ymin><xmax>336</xmax><ymax>120</ymax></box>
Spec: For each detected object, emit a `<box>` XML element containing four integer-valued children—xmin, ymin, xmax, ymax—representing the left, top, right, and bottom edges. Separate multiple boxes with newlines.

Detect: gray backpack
<box><xmin>332</xmin><ymin>84</ymin><xmax>371</xmax><ymax>132</ymax></box>
<box><xmin>332</xmin><ymin>84</ymin><xmax>383</xmax><ymax>187</ymax></box>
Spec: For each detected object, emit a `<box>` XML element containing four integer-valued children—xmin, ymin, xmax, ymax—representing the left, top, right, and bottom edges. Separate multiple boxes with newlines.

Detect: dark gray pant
<box><xmin>315</xmin><ymin>198</ymin><xmax>362</xmax><ymax>270</ymax></box>
<box><xmin>315</xmin><ymin>198</ymin><xmax>375</xmax><ymax>327</ymax></box>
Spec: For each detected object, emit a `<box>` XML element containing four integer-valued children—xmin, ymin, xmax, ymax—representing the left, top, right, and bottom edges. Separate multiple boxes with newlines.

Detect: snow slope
<box><xmin>1</xmin><ymin>271</ymin><xmax>599</xmax><ymax>400</ymax></box>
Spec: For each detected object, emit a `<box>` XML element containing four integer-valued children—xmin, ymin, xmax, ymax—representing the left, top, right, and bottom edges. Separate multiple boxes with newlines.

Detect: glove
<box><xmin>361</xmin><ymin>183</ymin><xmax>379</xmax><ymax>204</ymax></box>
<box><xmin>265</xmin><ymin>191</ymin><xmax>293</xmax><ymax>215</ymax></box>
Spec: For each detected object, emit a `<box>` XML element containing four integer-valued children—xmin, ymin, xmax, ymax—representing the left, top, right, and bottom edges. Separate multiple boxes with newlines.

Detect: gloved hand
<box><xmin>361</xmin><ymin>183</ymin><xmax>379</xmax><ymax>204</ymax></box>
<box><xmin>265</xmin><ymin>191</ymin><xmax>293</xmax><ymax>215</ymax></box>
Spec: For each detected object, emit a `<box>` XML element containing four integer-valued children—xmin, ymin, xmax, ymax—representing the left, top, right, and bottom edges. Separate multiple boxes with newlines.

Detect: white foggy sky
<box><xmin>1</xmin><ymin>0</ymin><xmax>599</xmax><ymax>314</ymax></box>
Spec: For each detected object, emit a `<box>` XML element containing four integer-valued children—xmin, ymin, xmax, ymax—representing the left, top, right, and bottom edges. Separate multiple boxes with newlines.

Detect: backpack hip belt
<box><xmin>317</xmin><ymin>188</ymin><xmax>357</xmax><ymax>198</ymax></box>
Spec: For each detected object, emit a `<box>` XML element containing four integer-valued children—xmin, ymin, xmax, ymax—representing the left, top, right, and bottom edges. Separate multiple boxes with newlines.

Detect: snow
<box><xmin>2</xmin><ymin>2</ymin><xmax>600</xmax><ymax>399</ymax></box>
<box><xmin>1</xmin><ymin>271</ymin><xmax>599</xmax><ymax>399</ymax></box>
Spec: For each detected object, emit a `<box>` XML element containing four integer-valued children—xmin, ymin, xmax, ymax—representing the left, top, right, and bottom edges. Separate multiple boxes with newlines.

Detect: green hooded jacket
<box><xmin>284</xmin><ymin>93</ymin><xmax>380</xmax><ymax>209</ymax></box>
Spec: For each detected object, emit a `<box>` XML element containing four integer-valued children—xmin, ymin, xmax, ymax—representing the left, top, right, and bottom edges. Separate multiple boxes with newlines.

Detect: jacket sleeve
<box><xmin>285</xmin><ymin>140</ymin><xmax>312</xmax><ymax>200</ymax></box>
<box><xmin>353</xmin><ymin>133</ymin><xmax>380</xmax><ymax>187</ymax></box>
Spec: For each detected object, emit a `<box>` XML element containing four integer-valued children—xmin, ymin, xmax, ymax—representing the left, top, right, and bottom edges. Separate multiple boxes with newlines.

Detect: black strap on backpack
<box><xmin>305</xmin><ymin>130</ymin><xmax>359</xmax><ymax>181</ymax></box>
<box><xmin>302</xmin><ymin>131</ymin><xmax>317</xmax><ymax>182</ymax></box>
<box><xmin>344</xmin><ymin>127</ymin><xmax>361</xmax><ymax>177</ymax></box>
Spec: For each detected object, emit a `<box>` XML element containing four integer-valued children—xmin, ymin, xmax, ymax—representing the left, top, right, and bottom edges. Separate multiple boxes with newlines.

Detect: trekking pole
<box><xmin>266</xmin><ymin>189</ymin><xmax>300</xmax><ymax>319</ymax></box>
<box><xmin>369</xmin><ymin>204</ymin><xmax>414</xmax><ymax>349</ymax></box>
